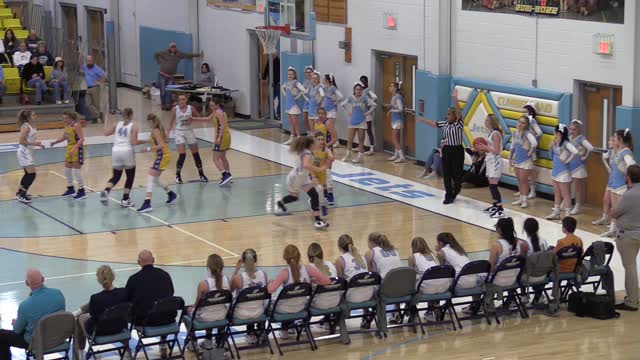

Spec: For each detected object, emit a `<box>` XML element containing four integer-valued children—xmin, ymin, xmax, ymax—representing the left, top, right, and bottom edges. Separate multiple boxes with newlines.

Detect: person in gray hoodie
<box><xmin>49</xmin><ymin>57</ymin><xmax>70</xmax><ymax>104</ymax></box>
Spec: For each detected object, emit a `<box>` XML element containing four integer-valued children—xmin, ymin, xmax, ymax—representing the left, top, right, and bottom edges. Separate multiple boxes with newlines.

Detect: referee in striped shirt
<box><xmin>417</xmin><ymin>92</ymin><xmax>465</xmax><ymax>204</ymax></box>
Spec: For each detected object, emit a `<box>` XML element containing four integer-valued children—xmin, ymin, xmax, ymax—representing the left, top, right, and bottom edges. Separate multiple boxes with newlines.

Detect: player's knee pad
<box><xmin>109</xmin><ymin>169</ymin><xmax>123</xmax><ymax>186</ymax></box>
<box><xmin>124</xmin><ymin>168</ymin><xmax>136</xmax><ymax>190</ymax></box>
<box><xmin>307</xmin><ymin>187</ymin><xmax>320</xmax><ymax>212</ymax></box>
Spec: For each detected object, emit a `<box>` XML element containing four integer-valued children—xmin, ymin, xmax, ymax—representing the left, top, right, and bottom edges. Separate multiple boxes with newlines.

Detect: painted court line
<box><xmin>48</xmin><ymin>170</ymin><xmax>239</xmax><ymax>257</ymax></box>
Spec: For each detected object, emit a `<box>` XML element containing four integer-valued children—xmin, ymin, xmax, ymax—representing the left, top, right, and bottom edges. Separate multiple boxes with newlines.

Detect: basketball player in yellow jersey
<box><xmin>190</xmin><ymin>99</ymin><xmax>232</xmax><ymax>186</ymax></box>
<box><xmin>312</xmin><ymin>131</ymin><xmax>333</xmax><ymax>217</ymax></box>
<box><xmin>313</xmin><ymin>108</ymin><xmax>336</xmax><ymax>205</ymax></box>
<box><xmin>136</xmin><ymin>114</ymin><xmax>178</xmax><ymax>213</ymax></box>
<box><xmin>51</xmin><ymin>111</ymin><xmax>87</xmax><ymax>199</ymax></box>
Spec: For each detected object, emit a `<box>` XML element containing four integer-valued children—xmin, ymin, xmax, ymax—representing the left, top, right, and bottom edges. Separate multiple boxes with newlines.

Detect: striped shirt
<box><xmin>436</xmin><ymin>119</ymin><xmax>464</xmax><ymax>146</ymax></box>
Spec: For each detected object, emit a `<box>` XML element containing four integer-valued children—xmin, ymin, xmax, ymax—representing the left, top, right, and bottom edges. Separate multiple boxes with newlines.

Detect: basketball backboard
<box><xmin>266</xmin><ymin>0</ymin><xmax>316</xmax><ymax>40</ymax></box>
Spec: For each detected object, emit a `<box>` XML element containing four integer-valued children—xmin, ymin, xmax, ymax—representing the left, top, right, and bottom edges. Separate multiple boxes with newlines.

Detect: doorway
<box><xmin>60</xmin><ymin>4</ymin><xmax>78</xmax><ymax>50</ymax></box>
<box><xmin>579</xmin><ymin>82</ymin><xmax>622</xmax><ymax>207</ymax></box>
<box><xmin>380</xmin><ymin>53</ymin><xmax>417</xmax><ymax>157</ymax></box>
<box><xmin>249</xmin><ymin>30</ymin><xmax>276</xmax><ymax>120</ymax></box>
<box><xmin>86</xmin><ymin>7</ymin><xmax>106</xmax><ymax>67</ymax></box>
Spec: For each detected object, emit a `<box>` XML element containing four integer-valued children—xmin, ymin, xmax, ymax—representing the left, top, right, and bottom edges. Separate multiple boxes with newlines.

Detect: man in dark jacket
<box><xmin>21</xmin><ymin>55</ymin><xmax>47</xmax><ymax>105</ymax></box>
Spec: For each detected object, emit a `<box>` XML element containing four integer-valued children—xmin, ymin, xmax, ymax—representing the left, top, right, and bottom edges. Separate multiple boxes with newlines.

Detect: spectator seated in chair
<box><xmin>21</xmin><ymin>55</ymin><xmax>47</xmax><ymax>105</ymax></box>
<box><xmin>49</xmin><ymin>57</ymin><xmax>71</xmax><ymax>104</ymax></box>
<box><xmin>12</xmin><ymin>42</ymin><xmax>30</xmax><ymax>73</ymax></box>
<box><xmin>554</xmin><ymin>216</ymin><xmax>584</xmax><ymax>273</ymax></box>
<box><xmin>2</xmin><ymin>29</ymin><xmax>19</xmax><ymax>61</ymax></box>
<box><xmin>0</xmin><ymin>269</ymin><xmax>65</xmax><ymax>360</ymax></box>
<box><xmin>23</xmin><ymin>30</ymin><xmax>41</xmax><ymax>53</ymax></box>
<box><xmin>33</xmin><ymin>41</ymin><xmax>53</xmax><ymax>66</ymax></box>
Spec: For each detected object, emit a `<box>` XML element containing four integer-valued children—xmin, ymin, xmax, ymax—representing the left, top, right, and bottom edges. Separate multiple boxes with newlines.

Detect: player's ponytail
<box><xmin>283</xmin><ymin>244</ymin><xmax>302</xmax><ymax>283</ymax></box>
<box><xmin>17</xmin><ymin>110</ymin><xmax>33</xmax><ymax>125</ymax></box>
<box><xmin>307</xmin><ymin>243</ymin><xmax>330</xmax><ymax>276</ymax></box>
<box><xmin>338</xmin><ymin>234</ymin><xmax>366</xmax><ymax>269</ymax></box>
<box><xmin>411</xmin><ymin>236</ymin><xmax>438</xmax><ymax>263</ymax></box>
<box><xmin>289</xmin><ymin>136</ymin><xmax>315</xmax><ymax>154</ymax></box>
<box><xmin>486</xmin><ymin>114</ymin><xmax>503</xmax><ymax>134</ymax></box>
<box><xmin>616</xmin><ymin>128</ymin><xmax>634</xmax><ymax>151</ymax></box>
<box><xmin>436</xmin><ymin>232</ymin><xmax>467</xmax><ymax>256</ymax></box>
<box><xmin>147</xmin><ymin>114</ymin><xmax>167</xmax><ymax>142</ymax></box>
<box><xmin>368</xmin><ymin>232</ymin><xmax>395</xmax><ymax>251</ymax></box>
<box><xmin>122</xmin><ymin>108</ymin><xmax>134</xmax><ymax>123</ymax></box>
<box><xmin>206</xmin><ymin>254</ymin><xmax>225</xmax><ymax>290</ymax></box>
<box><xmin>242</xmin><ymin>248</ymin><xmax>257</xmax><ymax>280</ymax></box>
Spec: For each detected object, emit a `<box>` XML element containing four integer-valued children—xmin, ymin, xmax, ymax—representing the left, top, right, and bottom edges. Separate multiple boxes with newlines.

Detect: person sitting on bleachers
<box><xmin>0</xmin><ymin>66</ymin><xmax>7</xmax><ymax>105</ymax></box>
<box><xmin>21</xmin><ymin>55</ymin><xmax>47</xmax><ymax>105</ymax></box>
<box><xmin>50</xmin><ymin>57</ymin><xmax>70</xmax><ymax>104</ymax></box>
<box><xmin>2</xmin><ymin>29</ymin><xmax>19</xmax><ymax>63</ymax></box>
<box><xmin>12</xmin><ymin>42</ymin><xmax>30</xmax><ymax>73</ymax></box>
<box><xmin>553</xmin><ymin>216</ymin><xmax>584</xmax><ymax>273</ymax></box>
<box><xmin>74</xmin><ymin>265</ymin><xmax>127</xmax><ymax>355</ymax></box>
<box><xmin>34</xmin><ymin>41</ymin><xmax>53</xmax><ymax>66</ymax></box>
<box><xmin>0</xmin><ymin>269</ymin><xmax>65</xmax><ymax>360</ymax></box>
<box><xmin>23</xmin><ymin>30</ymin><xmax>41</xmax><ymax>53</ymax></box>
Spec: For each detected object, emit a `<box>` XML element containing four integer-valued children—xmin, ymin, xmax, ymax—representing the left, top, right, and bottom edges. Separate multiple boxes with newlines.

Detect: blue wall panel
<box><xmin>414</xmin><ymin>71</ymin><xmax>451</xmax><ymax>162</ymax></box>
<box><xmin>139</xmin><ymin>26</ymin><xmax>194</xmax><ymax>86</ymax></box>
<box><xmin>616</xmin><ymin>106</ymin><xmax>640</xmax><ymax>159</ymax></box>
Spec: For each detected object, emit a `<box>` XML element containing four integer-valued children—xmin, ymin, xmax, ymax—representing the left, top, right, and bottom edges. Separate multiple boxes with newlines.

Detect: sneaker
<box><xmin>137</xmin><ymin>200</ymin><xmax>152</xmax><ymax>213</ymax></box>
<box><xmin>245</xmin><ymin>333</ymin><xmax>258</xmax><ymax>345</ymax></box>
<box><xmin>351</xmin><ymin>153</ymin><xmax>362</xmax><ymax>163</ymax></box>
<box><xmin>73</xmin><ymin>188</ymin><xmax>87</xmax><ymax>200</ymax></box>
<box><xmin>274</xmin><ymin>200</ymin><xmax>289</xmax><ymax>216</ymax></box>
<box><xmin>490</xmin><ymin>209</ymin><xmax>505</xmax><ymax>219</ymax></box>
<box><xmin>166</xmin><ymin>191</ymin><xmax>178</xmax><ymax>204</ymax></box>
<box><xmin>62</xmin><ymin>186</ymin><xmax>75</xmax><ymax>197</ymax></box>
<box><xmin>175</xmin><ymin>174</ymin><xmax>183</xmax><ymax>184</ymax></box>
<box><xmin>314</xmin><ymin>219</ymin><xmax>329</xmax><ymax>229</ymax></box>
<box><xmin>600</xmin><ymin>229</ymin><xmax>616</xmax><ymax>238</ymax></box>
<box><xmin>63</xmin><ymin>99</ymin><xmax>70</xmax><ymax>104</ymax></box>
<box><xmin>423</xmin><ymin>311</ymin><xmax>437</xmax><ymax>323</ymax></box>
<box><xmin>199</xmin><ymin>174</ymin><xmax>209</xmax><ymax>183</ymax></box>
<box><xmin>186</xmin><ymin>341</ymin><xmax>197</xmax><ymax>352</ymax></box>
<box><xmin>283</xmin><ymin>136</ymin><xmax>294</xmax><ymax>145</ymax></box>
<box><xmin>388</xmin><ymin>153</ymin><xmax>398</xmax><ymax>161</ymax></box>
<box><xmin>592</xmin><ymin>216</ymin><xmax>610</xmax><ymax>226</ymax></box>
<box><xmin>569</xmin><ymin>204</ymin><xmax>582</xmax><ymax>215</ymax></box>
<box><xmin>614</xmin><ymin>303</ymin><xmax>639</xmax><ymax>312</ymax></box>
<box><xmin>545</xmin><ymin>209</ymin><xmax>561</xmax><ymax>220</ymax></box>
<box><xmin>513</xmin><ymin>192</ymin><xmax>521</xmax><ymax>197</ymax></box>
<box><xmin>159</xmin><ymin>344</ymin><xmax>168</xmax><ymax>358</ymax></box>
<box><xmin>326</xmin><ymin>192</ymin><xmax>335</xmax><ymax>206</ymax></box>
<box><xmin>528</xmin><ymin>190</ymin><xmax>537</xmax><ymax>199</ymax></box>
<box><xmin>461</xmin><ymin>305</ymin><xmax>477</xmax><ymax>315</ymax></box>
<box><xmin>278</xmin><ymin>330</ymin><xmax>290</xmax><ymax>339</ymax></box>
<box><xmin>364</xmin><ymin>148</ymin><xmax>375</xmax><ymax>156</ymax></box>
<box><xmin>199</xmin><ymin>339</ymin><xmax>213</xmax><ymax>350</ymax></box>
<box><xmin>120</xmin><ymin>199</ymin><xmax>134</xmax><ymax>208</ymax></box>
<box><xmin>424</xmin><ymin>172</ymin><xmax>439</xmax><ymax>180</ymax></box>
<box><xmin>55</xmin><ymin>100</ymin><xmax>62</xmax><ymax>105</ymax></box>
<box><xmin>521</xmin><ymin>200</ymin><xmax>528</xmax><ymax>209</ymax></box>
<box><xmin>100</xmin><ymin>191</ymin><xmax>108</xmax><ymax>204</ymax></box>
<box><xmin>512</xmin><ymin>198</ymin><xmax>523</xmax><ymax>206</ymax></box>
<box><xmin>16</xmin><ymin>191</ymin><xmax>32</xmax><ymax>203</ymax></box>
<box><xmin>418</xmin><ymin>169</ymin><xmax>429</xmax><ymax>178</ymax></box>
<box><xmin>341</xmin><ymin>152</ymin><xmax>352</xmax><ymax>162</ymax></box>
<box><xmin>321</xmin><ymin>206</ymin><xmax>328</xmax><ymax>217</ymax></box>
<box><xmin>483</xmin><ymin>205</ymin><xmax>497</xmax><ymax>214</ymax></box>
<box><xmin>393</xmin><ymin>157</ymin><xmax>406</xmax><ymax>163</ymax></box>
<box><xmin>520</xmin><ymin>294</ymin><xmax>530</xmax><ymax>305</ymax></box>
<box><xmin>219</xmin><ymin>172</ymin><xmax>233</xmax><ymax>187</ymax></box>
<box><xmin>360</xmin><ymin>318</ymin><xmax>372</xmax><ymax>329</ymax></box>
<box><xmin>388</xmin><ymin>313</ymin><xmax>403</xmax><ymax>325</ymax></box>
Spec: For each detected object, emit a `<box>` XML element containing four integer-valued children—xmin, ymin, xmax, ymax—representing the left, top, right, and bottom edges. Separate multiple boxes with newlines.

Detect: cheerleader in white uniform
<box><xmin>307</xmin><ymin>71</ymin><xmax>325</xmax><ymax>122</ymax></box>
<box><xmin>520</xmin><ymin>103</ymin><xmax>543</xmax><ymax>199</ymax></box>
<box><xmin>387</xmin><ymin>82</ymin><xmax>406</xmax><ymax>163</ymax></box>
<box><xmin>100</xmin><ymin>108</ymin><xmax>139</xmax><ymax>207</ymax></box>
<box><xmin>597</xmin><ymin>129</ymin><xmax>635</xmax><ymax>237</ymax></box>
<box><xmin>302</xmin><ymin>65</ymin><xmax>314</xmax><ymax>133</ymax></box>
<box><xmin>568</xmin><ymin>119</ymin><xmax>594</xmax><ymax>215</ymax></box>
<box><xmin>339</xmin><ymin>82</ymin><xmax>377</xmax><ymax>163</ymax></box>
<box><xmin>275</xmin><ymin>136</ymin><xmax>329</xmax><ymax>229</ymax></box>
<box><xmin>476</xmin><ymin>114</ymin><xmax>505</xmax><ymax>218</ymax></box>
<box><xmin>509</xmin><ymin>116</ymin><xmax>538</xmax><ymax>208</ymax></box>
<box><xmin>546</xmin><ymin>124</ymin><xmax>579</xmax><ymax>220</ymax></box>
<box><xmin>282</xmin><ymin>67</ymin><xmax>308</xmax><ymax>145</ymax></box>
<box><xmin>360</xmin><ymin>76</ymin><xmax>378</xmax><ymax>155</ymax></box>
<box><xmin>322</xmin><ymin>74</ymin><xmax>343</xmax><ymax>146</ymax></box>
<box><xmin>15</xmin><ymin>110</ymin><xmax>45</xmax><ymax>203</ymax></box>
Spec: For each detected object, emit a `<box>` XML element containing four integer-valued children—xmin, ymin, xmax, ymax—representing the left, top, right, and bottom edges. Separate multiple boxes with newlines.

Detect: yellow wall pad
<box><xmin>500</xmin><ymin>109</ymin><xmax>558</xmax><ymax>127</ymax></box>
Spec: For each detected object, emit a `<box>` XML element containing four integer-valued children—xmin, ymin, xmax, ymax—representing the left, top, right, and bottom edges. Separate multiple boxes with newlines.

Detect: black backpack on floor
<box><xmin>568</xmin><ymin>291</ymin><xmax>619</xmax><ymax>320</ymax></box>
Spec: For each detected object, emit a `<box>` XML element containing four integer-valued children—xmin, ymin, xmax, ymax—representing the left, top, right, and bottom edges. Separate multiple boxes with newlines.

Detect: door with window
<box><xmin>61</xmin><ymin>5</ymin><xmax>78</xmax><ymax>50</ymax></box>
<box><xmin>381</xmin><ymin>54</ymin><xmax>417</xmax><ymax>157</ymax></box>
<box><xmin>87</xmin><ymin>8</ymin><xmax>106</xmax><ymax>67</ymax></box>
<box><xmin>582</xmin><ymin>84</ymin><xmax>622</xmax><ymax>206</ymax></box>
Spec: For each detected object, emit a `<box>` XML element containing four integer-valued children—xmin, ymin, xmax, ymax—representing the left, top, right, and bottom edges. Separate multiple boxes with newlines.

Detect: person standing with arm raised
<box><xmin>416</xmin><ymin>91</ymin><xmax>465</xmax><ymax>204</ymax></box>
<box><xmin>154</xmin><ymin>42</ymin><xmax>203</xmax><ymax>111</ymax></box>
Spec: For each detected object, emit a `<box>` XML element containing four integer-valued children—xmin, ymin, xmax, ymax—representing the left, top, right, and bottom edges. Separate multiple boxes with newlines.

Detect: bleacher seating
<box><xmin>3</xmin><ymin>18</ymin><xmax>22</xmax><ymax>30</ymax></box>
<box><xmin>0</xmin><ymin>8</ymin><xmax>12</xmax><ymax>20</ymax></box>
<box><xmin>22</xmin><ymin>65</ymin><xmax>53</xmax><ymax>94</ymax></box>
<box><xmin>14</xmin><ymin>29</ymin><xmax>28</xmax><ymax>40</ymax></box>
<box><xmin>4</xmin><ymin>66</ymin><xmax>20</xmax><ymax>94</ymax></box>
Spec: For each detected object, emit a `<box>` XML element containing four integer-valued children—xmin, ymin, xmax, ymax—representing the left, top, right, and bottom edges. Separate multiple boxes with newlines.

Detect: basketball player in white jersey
<box><xmin>100</xmin><ymin>108</ymin><xmax>139</xmax><ymax>207</ymax></box>
<box><xmin>16</xmin><ymin>110</ymin><xmax>45</xmax><ymax>203</ymax></box>
<box><xmin>167</xmin><ymin>94</ymin><xmax>208</xmax><ymax>184</ymax></box>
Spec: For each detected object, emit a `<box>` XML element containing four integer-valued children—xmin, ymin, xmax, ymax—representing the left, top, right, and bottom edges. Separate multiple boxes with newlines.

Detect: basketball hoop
<box><xmin>255</xmin><ymin>25</ymin><xmax>290</xmax><ymax>55</ymax></box>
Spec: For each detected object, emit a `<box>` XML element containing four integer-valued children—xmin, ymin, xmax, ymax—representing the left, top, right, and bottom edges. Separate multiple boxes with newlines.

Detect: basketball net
<box><xmin>255</xmin><ymin>25</ymin><xmax>290</xmax><ymax>55</ymax></box>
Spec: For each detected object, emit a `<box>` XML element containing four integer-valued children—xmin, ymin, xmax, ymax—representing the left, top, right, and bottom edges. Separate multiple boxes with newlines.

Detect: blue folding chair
<box><xmin>378</xmin><ymin>267</ymin><xmax>419</xmax><ymax>337</ymax></box>
<box><xmin>267</xmin><ymin>283</ymin><xmax>314</xmax><ymax>356</ymax></box>
<box><xmin>226</xmin><ymin>285</ymin><xmax>272</xmax><ymax>359</ymax></box>
<box><xmin>307</xmin><ymin>277</ymin><xmax>348</xmax><ymax>347</ymax></box>
<box><xmin>182</xmin><ymin>290</ymin><xmax>233</xmax><ymax>360</ymax></box>
<box><xmin>84</xmin><ymin>303</ymin><xmax>132</xmax><ymax>360</ymax></box>
<box><xmin>132</xmin><ymin>296</ymin><xmax>185</xmax><ymax>360</ymax></box>
<box><xmin>487</xmin><ymin>255</ymin><xmax>527</xmax><ymax>323</ymax></box>
<box><xmin>450</xmin><ymin>260</ymin><xmax>491</xmax><ymax>329</ymax></box>
<box><xmin>342</xmin><ymin>272</ymin><xmax>382</xmax><ymax>340</ymax></box>
<box><xmin>554</xmin><ymin>245</ymin><xmax>583</xmax><ymax>301</ymax></box>
<box><xmin>414</xmin><ymin>265</ymin><xmax>456</xmax><ymax>334</ymax></box>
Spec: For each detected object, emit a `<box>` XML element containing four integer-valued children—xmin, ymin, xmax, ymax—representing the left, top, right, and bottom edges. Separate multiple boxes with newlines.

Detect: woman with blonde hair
<box><xmin>15</xmin><ymin>110</ymin><xmax>44</xmax><ymax>203</ymax></box>
<box><xmin>408</xmin><ymin>237</ymin><xmax>450</xmax><ymax>294</ymax></box>
<box><xmin>230</xmin><ymin>249</ymin><xmax>268</xmax><ymax>345</ymax></box>
<box><xmin>475</xmin><ymin>114</ymin><xmax>505</xmax><ymax>218</ymax></box>
<box><xmin>136</xmin><ymin>114</ymin><xmax>178</xmax><ymax>212</ymax></box>
<box><xmin>267</xmin><ymin>244</ymin><xmax>331</xmax><ymax>339</ymax></box>
<box><xmin>509</xmin><ymin>116</ymin><xmax>538</xmax><ymax>208</ymax></box>
<box><xmin>335</xmin><ymin>234</ymin><xmax>372</xmax><ymax>303</ymax></box>
<box><xmin>364</xmin><ymin>232</ymin><xmax>403</xmax><ymax>324</ymax></box>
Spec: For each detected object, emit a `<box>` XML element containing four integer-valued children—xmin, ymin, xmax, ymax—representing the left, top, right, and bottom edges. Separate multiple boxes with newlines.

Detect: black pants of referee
<box><xmin>441</xmin><ymin>145</ymin><xmax>465</xmax><ymax>201</ymax></box>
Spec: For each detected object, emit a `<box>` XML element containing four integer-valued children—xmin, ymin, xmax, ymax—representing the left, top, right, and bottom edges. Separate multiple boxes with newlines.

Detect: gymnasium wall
<box><xmin>452</xmin><ymin>1</ymin><xmax>638</xmax><ymax>107</ymax></box>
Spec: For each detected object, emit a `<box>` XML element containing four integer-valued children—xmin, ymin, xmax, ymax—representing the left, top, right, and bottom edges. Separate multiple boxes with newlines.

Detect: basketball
<box><xmin>473</xmin><ymin>137</ymin><xmax>488</xmax><ymax>150</ymax></box>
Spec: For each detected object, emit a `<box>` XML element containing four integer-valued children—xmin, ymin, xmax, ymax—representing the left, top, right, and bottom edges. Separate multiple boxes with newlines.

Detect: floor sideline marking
<box><xmin>47</xmin><ymin>170</ymin><xmax>239</xmax><ymax>257</ymax></box>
